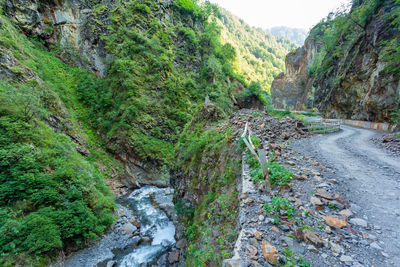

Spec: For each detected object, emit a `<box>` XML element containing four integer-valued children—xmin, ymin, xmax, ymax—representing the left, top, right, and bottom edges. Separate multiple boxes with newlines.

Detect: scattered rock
<box><xmin>370</xmin><ymin>242</ymin><xmax>382</xmax><ymax>250</ymax></box>
<box><xmin>130</xmin><ymin>218</ymin><xmax>141</xmax><ymax>228</ymax></box>
<box><xmin>310</xmin><ymin>197</ymin><xmax>323</xmax><ymax>206</ymax></box>
<box><xmin>262</xmin><ymin>241</ymin><xmax>278</xmax><ymax>264</ymax></box>
<box><xmin>279</xmin><ymin>224</ymin><xmax>291</xmax><ymax>232</ymax></box>
<box><xmin>303</xmin><ymin>229</ymin><xmax>325</xmax><ymax>248</ymax></box>
<box><xmin>339</xmin><ymin>255</ymin><xmax>353</xmax><ymax>262</ymax></box>
<box><xmin>329</xmin><ymin>241</ymin><xmax>344</xmax><ymax>254</ymax></box>
<box><xmin>248</xmin><ymin>244</ymin><xmax>258</xmax><ymax>257</ymax></box>
<box><xmin>243</xmin><ymin>198</ymin><xmax>254</xmax><ymax>204</ymax></box>
<box><xmin>122</xmin><ymin>223</ymin><xmax>137</xmax><ymax>236</ymax></box>
<box><xmin>168</xmin><ymin>251</ymin><xmax>180</xmax><ymax>264</ymax></box>
<box><xmin>316</xmin><ymin>188</ymin><xmax>333</xmax><ymax>200</ymax></box>
<box><xmin>324</xmin><ymin>216</ymin><xmax>347</xmax><ymax>229</ymax></box>
<box><xmin>254</xmin><ymin>231</ymin><xmax>262</xmax><ymax>240</ymax></box>
<box><xmin>339</xmin><ymin>209</ymin><xmax>353</xmax><ymax>219</ymax></box>
<box><xmin>293</xmin><ymin>228</ymin><xmax>305</xmax><ymax>241</ymax></box>
<box><xmin>349</xmin><ymin>218</ymin><xmax>368</xmax><ymax>228</ymax></box>
<box><xmin>106</xmin><ymin>261</ymin><xmax>116</xmax><ymax>267</ymax></box>
<box><xmin>307</xmin><ymin>244</ymin><xmax>318</xmax><ymax>253</ymax></box>
<box><xmin>325</xmin><ymin>226</ymin><xmax>332</xmax><ymax>234</ymax></box>
<box><xmin>287</xmin><ymin>160</ymin><xmax>295</xmax><ymax>166</ymax></box>
<box><xmin>176</xmin><ymin>238</ymin><xmax>188</xmax><ymax>249</ymax></box>
<box><xmin>249</xmin><ymin>238</ymin><xmax>258</xmax><ymax>247</ymax></box>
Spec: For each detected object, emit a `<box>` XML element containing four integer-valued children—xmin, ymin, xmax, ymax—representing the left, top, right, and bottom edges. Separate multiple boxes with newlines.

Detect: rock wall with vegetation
<box><xmin>0</xmin><ymin>0</ymin><xmax>295</xmax><ymax>265</ymax></box>
<box><xmin>271</xmin><ymin>0</ymin><xmax>400</xmax><ymax>123</ymax></box>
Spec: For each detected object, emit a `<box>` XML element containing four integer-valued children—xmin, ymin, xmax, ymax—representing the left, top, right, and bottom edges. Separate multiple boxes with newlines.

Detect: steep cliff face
<box><xmin>4</xmin><ymin>0</ymin><xmax>109</xmax><ymax>75</ymax></box>
<box><xmin>271</xmin><ymin>0</ymin><xmax>400</xmax><ymax>122</ymax></box>
<box><xmin>270</xmin><ymin>38</ymin><xmax>321</xmax><ymax>110</ymax></box>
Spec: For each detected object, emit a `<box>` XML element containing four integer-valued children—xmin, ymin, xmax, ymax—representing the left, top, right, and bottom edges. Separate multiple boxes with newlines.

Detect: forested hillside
<box><xmin>267</xmin><ymin>26</ymin><xmax>308</xmax><ymax>46</ymax></box>
<box><xmin>0</xmin><ymin>0</ymin><xmax>294</xmax><ymax>265</ymax></box>
<box><xmin>217</xmin><ymin>9</ymin><xmax>296</xmax><ymax>91</ymax></box>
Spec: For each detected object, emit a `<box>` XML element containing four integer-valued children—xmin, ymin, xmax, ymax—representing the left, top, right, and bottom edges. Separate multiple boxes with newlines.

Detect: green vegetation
<box><xmin>281</xmin><ymin>248</ymin><xmax>312</xmax><ymax>267</ymax></box>
<box><xmin>175</xmin><ymin>105</ymin><xmax>241</xmax><ymax>266</ymax></box>
<box><xmin>264</xmin><ymin>197</ymin><xmax>297</xmax><ymax>224</ymax></box>
<box><xmin>0</xmin><ymin>16</ymin><xmax>120</xmax><ymax>266</ymax></box>
<box><xmin>216</xmin><ymin>9</ymin><xmax>296</xmax><ymax>91</ymax></box>
<box><xmin>246</xmin><ymin>147</ymin><xmax>294</xmax><ymax>187</ymax></box>
<box><xmin>308</xmin><ymin>0</ymin><xmax>399</xmax><ymax>81</ymax></box>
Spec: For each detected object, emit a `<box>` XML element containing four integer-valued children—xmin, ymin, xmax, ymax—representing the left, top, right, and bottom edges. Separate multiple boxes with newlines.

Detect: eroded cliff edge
<box><xmin>271</xmin><ymin>0</ymin><xmax>400</xmax><ymax>122</ymax></box>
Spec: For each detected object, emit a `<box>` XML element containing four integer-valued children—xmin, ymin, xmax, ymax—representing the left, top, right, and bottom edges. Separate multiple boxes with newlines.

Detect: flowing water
<box><xmin>116</xmin><ymin>186</ymin><xmax>176</xmax><ymax>266</ymax></box>
<box><xmin>57</xmin><ymin>186</ymin><xmax>176</xmax><ymax>267</ymax></box>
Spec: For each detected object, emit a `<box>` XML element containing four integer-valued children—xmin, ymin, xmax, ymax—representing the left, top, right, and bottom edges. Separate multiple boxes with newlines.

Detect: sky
<box><xmin>209</xmin><ymin>0</ymin><xmax>349</xmax><ymax>31</ymax></box>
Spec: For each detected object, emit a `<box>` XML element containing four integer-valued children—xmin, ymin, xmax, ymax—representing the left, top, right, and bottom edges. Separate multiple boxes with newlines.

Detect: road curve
<box><xmin>295</xmin><ymin>125</ymin><xmax>400</xmax><ymax>266</ymax></box>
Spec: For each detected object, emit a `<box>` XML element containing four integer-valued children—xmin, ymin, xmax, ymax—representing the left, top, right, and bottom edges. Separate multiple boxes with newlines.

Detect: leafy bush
<box><xmin>268</xmin><ymin>160</ymin><xmax>294</xmax><ymax>187</ymax></box>
<box><xmin>264</xmin><ymin>197</ymin><xmax>297</xmax><ymax>224</ymax></box>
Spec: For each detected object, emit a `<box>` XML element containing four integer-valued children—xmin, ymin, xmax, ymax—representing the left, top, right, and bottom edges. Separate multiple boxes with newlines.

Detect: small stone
<box><xmin>130</xmin><ymin>218</ymin><xmax>141</xmax><ymax>228</ymax></box>
<box><xmin>271</xmin><ymin>226</ymin><xmax>279</xmax><ymax>232</ymax></box>
<box><xmin>317</xmin><ymin>182</ymin><xmax>330</xmax><ymax>188</ymax></box>
<box><xmin>307</xmin><ymin>244</ymin><xmax>318</xmax><ymax>253</ymax></box>
<box><xmin>329</xmin><ymin>241</ymin><xmax>344</xmax><ymax>254</ymax></box>
<box><xmin>265</xmin><ymin>218</ymin><xmax>274</xmax><ymax>224</ymax></box>
<box><xmin>244</xmin><ymin>198</ymin><xmax>254</xmax><ymax>204</ymax></box>
<box><xmin>280</xmin><ymin>236</ymin><xmax>294</xmax><ymax>248</ymax></box>
<box><xmin>310</xmin><ymin>197</ymin><xmax>323</xmax><ymax>206</ymax></box>
<box><xmin>168</xmin><ymin>251</ymin><xmax>180</xmax><ymax>264</ymax></box>
<box><xmin>381</xmin><ymin>252</ymin><xmax>389</xmax><ymax>257</ymax></box>
<box><xmin>122</xmin><ymin>223</ymin><xmax>138</xmax><ymax>236</ymax></box>
<box><xmin>350</xmin><ymin>203</ymin><xmax>361</xmax><ymax>213</ymax></box>
<box><xmin>339</xmin><ymin>209</ymin><xmax>353</xmax><ymax>219</ymax></box>
<box><xmin>374</xmin><ymin>225</ymin><xmax>381</xmax><ymax>230</ymax></box>
<box><xmin>349</xmin><ymin>218</ymin><xmax>368</xmax><ymax>228</ymax></box>
<box><xmin>293</xmin><ymin>228</ymin><xmax>304</xmax><ymax>241</ymax></box>
<box><xmin>316</xmin><ymin>188</ymin><xmax>333</xmax><ymax>200</ymax></box>
<box><xmin>107</xmin><ymin>261</ymin><xmax>116</xmax><ymax>267</ymax></box>
<box><xmin>259</xmin><ymin>215</ymin><xmax>265</xmax><ymax>222</ymax></box>
<box><xmin>321</xmin><ymin>253</ymin><xmax>328</xmax><ymax>259</ymax></box>
<box><xmin>262</xmin><ymin>241</ymin><xmax>278</xmax><ymax>264</ymax></box>
<box><xmin>303</xmin><ymin>229</ymin><xmax>325</xmax><ymax>248</ymax></box>
<box><xmin>325</xmin><ymin>226</ymin><xmax>332</xmax><ymax>234</ymax></box>
<box><xmin>254</xmin><ymin>231</ymin><xmax>262</xmax><ymax>240</ymax></box>
<box><xmin>294</xmin><ymin>198</ymin><xmax>303</xmax><ymax>207</ymax></box>
<box><xmin>340</xmin><ymin>255</ymin><xmax>353</xmax><ymax>262</ymax></box>
<box><xmin>324</xmin><ymin>216</ymin><xmax>347</xmax><ymax>229</ymax></box>
<box><xmin>279</xmin><ymin>224</ymin><xmax>290</xmax><ymax>232</ymax></box>
<box><xmin>370</xmin><ymin>242</ymin><xmax>382</xmax><ymax>250</ymax></box>
<box><xmin>249</xmin><ymin>238</ymin><xmax>258</xmax><ymax>247</ymax></box>
<box><xmin>248</xmin><ymin>244</ymin><xmax>258</xmax><ymax>257</ymax></box>
<box><xmin>287</xmin><ymin>161</ymin><xmax>295</xmax><ymax>166</ymax></box>
<box><xmin>176</xmin><ymin>239</ymin><xmax>188</xmax><ymax>249</ymax></box>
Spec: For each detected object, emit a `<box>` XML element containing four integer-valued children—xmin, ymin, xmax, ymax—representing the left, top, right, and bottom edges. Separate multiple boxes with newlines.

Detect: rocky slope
<box><xmin>271</xmin><ymin>0</ymin><xmax>400</xmax><ymax>123</ymax></box>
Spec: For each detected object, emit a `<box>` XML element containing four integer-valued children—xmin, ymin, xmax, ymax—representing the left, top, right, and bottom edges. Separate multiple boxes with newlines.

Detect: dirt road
<box><xmin>294</xmin><ymin>125</ymin><xmax>400</xmax><ymax>266</ymax></box>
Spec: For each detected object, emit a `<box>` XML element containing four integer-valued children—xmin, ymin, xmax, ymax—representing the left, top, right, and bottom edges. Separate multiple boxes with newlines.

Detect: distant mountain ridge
<box><xmin>267</xmin><ymin>26</ymin><xmax>308</xmax><ymax>46</ymax></box>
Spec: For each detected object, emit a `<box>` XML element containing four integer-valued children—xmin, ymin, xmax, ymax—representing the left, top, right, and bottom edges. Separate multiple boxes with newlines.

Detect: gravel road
<box><xmin>293</xmin><ymin>125</ymin><xmax>400</xmax><ymax>266</ymax></box>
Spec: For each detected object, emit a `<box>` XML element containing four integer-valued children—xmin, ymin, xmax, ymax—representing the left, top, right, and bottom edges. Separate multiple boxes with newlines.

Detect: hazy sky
<box><xmin>209</xmin><ymin>0</ymin><xmax>349</xmax><ymax>30</ymax></box>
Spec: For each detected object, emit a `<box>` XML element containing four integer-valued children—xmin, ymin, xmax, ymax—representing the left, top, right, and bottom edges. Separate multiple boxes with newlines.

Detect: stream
<box><xmin>56</xmin><ymin>186</ymin><xmax>177</xmax><ymax>267</ymax></box>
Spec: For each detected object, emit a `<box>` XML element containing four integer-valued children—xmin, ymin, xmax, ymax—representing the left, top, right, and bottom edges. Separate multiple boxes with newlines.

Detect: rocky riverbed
<box><xmin>54</xmin><ymin>186</ymin><xmax>179</xmax><ymax>267</ymax></box>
